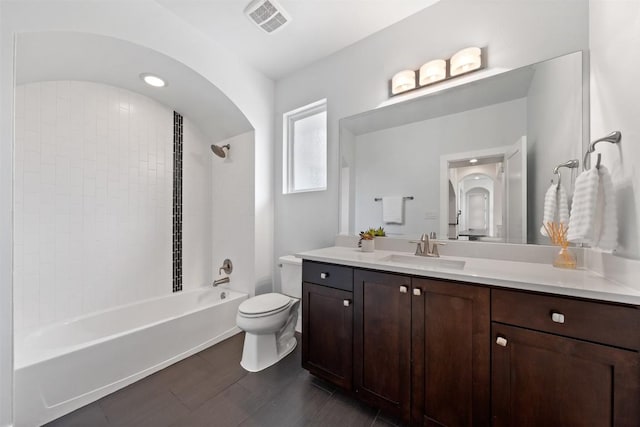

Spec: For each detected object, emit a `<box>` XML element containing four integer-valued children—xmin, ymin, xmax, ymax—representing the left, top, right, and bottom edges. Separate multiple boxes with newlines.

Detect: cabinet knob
<box><xmin>413</xmin><ymin>288</ymin><xmax>422</xmax><ymax>296</ymax></box>
<box><xmin>496</xmin><ymin>336</ymin><xmax>508</xmax><ymax>347</ymax></box>
<box><xmin>320</xmin><ymin>272</ymin><xmax>329</xmax><ymax>279</ymax></box>
<box><xmin>343</xmin><ymin>299</ymin><xmax>351</xmax><ymax>307</ymax></box>
<box><xmin>399</xmin><ymin>286</ymin><xmax>408</xmax><ymax>294</ymax></box>
<box><xmin>551</xmin><ymin>311</ymin><xmax>565</xmax><ymax>324</ymax></box>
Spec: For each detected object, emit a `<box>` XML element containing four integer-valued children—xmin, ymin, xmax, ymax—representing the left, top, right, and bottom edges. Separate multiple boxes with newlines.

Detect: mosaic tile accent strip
<box><xmin>173</xmin><ymin>112</ymin><xmax>183</xmax><ymax>292</ymax></box>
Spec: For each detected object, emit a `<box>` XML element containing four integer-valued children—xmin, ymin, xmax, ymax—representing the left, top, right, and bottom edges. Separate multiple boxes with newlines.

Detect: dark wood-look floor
<box><xmin>46</xmin><ymin>333</ymin><xmax>406</xmax><ymax>427</ymax></box>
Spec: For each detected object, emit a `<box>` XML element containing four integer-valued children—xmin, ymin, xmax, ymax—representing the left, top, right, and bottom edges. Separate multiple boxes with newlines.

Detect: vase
<box><xmin>361</xmin><ymin>239</ymin><xmax>375</xmax><ymax>252</ymax></box>
<box><xmin>553</xmin><ymin>246</ymin><xmax>576</xmax><ymax>269</ymax></box>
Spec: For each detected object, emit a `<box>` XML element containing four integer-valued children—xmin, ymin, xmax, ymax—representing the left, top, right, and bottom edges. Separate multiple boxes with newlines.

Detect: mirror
<box><xmin>339</xmin><ymin>51</ymin><xmax>584</xmax><ymax>244</ymax></box>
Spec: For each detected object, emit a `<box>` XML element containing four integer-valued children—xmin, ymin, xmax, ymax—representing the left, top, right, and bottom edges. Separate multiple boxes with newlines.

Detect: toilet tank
<box><xmin>279</xmin><ymin>255</ymin><xmax>302</xmax><ymax>298</ymax></box>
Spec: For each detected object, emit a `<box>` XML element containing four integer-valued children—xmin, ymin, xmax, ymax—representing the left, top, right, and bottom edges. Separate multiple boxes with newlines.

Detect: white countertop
<box><xmin>296</xmin><ymin>246</ymin><xmax>640</xmax><ymax>306</ymax></box>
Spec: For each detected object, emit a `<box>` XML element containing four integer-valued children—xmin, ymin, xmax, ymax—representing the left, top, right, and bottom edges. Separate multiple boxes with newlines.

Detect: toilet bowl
<box><xmin>236</xmin><ymin>255</ymin><xmax>302</xmax><ymax>372</ymax></box>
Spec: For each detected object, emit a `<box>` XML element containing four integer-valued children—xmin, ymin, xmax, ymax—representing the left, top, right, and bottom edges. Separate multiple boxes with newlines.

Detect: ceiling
<box><xmin>16</xmin><ymin>32</ymin><xmax>253</xmax><ymax>143</ymax></box>
<box><xmin>156</xmin><ymin>0</ymin><xmax>440</xmax><ymax>80</ymax></box>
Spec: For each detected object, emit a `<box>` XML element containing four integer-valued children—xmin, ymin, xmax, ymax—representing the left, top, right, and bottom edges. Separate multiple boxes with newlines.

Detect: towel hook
<box><xmin>583</xmin><ymin>131</ymin><xmax>621</xmax><ymax>170</ymax></box>
<box><xmin>553</xmin><ymin>159</ymin><xmax>579</xmax><ymax>188</ymax></box>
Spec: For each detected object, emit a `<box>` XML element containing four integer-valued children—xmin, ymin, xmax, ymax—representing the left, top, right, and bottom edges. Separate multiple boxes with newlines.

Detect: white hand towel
<box><xmin>382</xmin><ymin>196</ymin><xmax>404</xmax><ymax>224</ymax></box>
<box><xmin>558</xmin><ymin>185</ymin><xmax>569</xmax><ymax>227</ymax></box>
<box><xmin>567</xmin><ymin>167</ymin><xmax>600</xmax><ymax>244</ymax></box>
<box><xmin>540</xmin><ymin>183</ymin><xmax>557</xmax><ymax>236</ymax></box>
<box><xmin>540</xmin><ymin>183</ymin><xmax>570</xmax><ymax>236</ymax></box>
<box><xmin>595</xmin><ymin>166</ymin><xmax>618</xmax><ymax>251</ymax></box>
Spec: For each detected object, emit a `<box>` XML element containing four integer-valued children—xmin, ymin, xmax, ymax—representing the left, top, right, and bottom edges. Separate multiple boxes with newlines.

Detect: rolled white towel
<box><xmin>595</xmin><ymin>166</ymin><xmax>618</xmax><ymax>251</ymax></box>
<box><xmin>567</xmin><ymin>167</ymin><xmax>599</xmax><ymax>244</ymax></box>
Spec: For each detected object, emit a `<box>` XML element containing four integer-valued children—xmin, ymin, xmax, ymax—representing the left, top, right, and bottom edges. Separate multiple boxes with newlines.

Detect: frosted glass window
<box><xmin>283</xmin><ymin>99</ymin><xmax>327</xmax><ymax>193</ymax></box>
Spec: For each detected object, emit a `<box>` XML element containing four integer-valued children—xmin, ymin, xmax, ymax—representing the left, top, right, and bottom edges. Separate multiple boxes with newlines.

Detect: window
<box><xmin>283</xmin><ymin>99</ymin><xmax>327</xmax><ymax>194</ymax></box>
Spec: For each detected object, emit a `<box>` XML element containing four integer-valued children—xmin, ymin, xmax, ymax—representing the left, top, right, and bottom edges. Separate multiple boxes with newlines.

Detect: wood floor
<box><xmin>46</xmin><ymin>333</ymin><xmax>406</xmax><ymax>427</ymax></box>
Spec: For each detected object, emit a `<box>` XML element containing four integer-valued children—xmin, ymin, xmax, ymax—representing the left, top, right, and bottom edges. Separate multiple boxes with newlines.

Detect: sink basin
<box><xmin>381</xmin><ymin>254</ymin><xmax>466</xmax><ymax>270</ymax></box>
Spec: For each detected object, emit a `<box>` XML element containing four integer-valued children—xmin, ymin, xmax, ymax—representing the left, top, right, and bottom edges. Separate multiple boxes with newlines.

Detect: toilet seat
<box><xmin>238</xmin><ymin>293</ymin><xmax>292</xmax><ymax>318</ymax></box>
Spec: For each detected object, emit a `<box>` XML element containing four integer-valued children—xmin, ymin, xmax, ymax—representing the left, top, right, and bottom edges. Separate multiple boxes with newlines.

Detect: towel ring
<box><xmin>553</xmin><ymin>159</ymin><xmax>579</xmax><ymax>188</ymax></box>
<box><xmin>583</xmin><ymin>131</ymin><xmax>621</xmax><ymax>170</ymax></box>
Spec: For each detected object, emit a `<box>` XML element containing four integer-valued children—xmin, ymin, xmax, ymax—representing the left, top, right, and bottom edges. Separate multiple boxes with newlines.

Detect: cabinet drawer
<box><xmin>303</xmin><ymin>261</ymin><xmax>353</xmax><ymax>292</ymax></box>
<box><xmin>492</xmin><ymin>289</ymin><xmax>640</xmax><ymax>351</ymax></box>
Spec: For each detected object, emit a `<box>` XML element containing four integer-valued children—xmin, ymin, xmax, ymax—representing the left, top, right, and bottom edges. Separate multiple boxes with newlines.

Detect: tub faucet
<box><xmin>213</xmin><ymin>277</ymin><xmax>230</xmax><ymax>287</ymax></box>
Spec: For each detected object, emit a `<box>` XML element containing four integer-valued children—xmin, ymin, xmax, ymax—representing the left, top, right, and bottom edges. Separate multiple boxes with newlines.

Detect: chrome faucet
<box><xmin>411</xmin><ymin>233</ymin><xmax>445</xmax><ymax>257</ymax></box>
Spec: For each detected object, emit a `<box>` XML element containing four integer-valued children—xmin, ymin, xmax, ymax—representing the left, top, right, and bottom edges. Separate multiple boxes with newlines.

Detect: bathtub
<box><xmin>14</xmin><ymin>287</ymin><xmax>247</xmax><ymax>427</ymax></box>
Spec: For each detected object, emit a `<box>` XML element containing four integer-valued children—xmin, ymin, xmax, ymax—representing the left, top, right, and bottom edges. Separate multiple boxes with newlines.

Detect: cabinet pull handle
<box><xmin>399</xmin><ymin>286</ymin><xmax>408</xmax><ymax>294</ymax></box>
<box><xmin>343</xmin><ymin>299</ymin><xmax>351</xmax><ymax>307</ymax></box>
<box><xmin>320</xmin><ymin>272</ymin><xmax>329</xmax><ymax>279</ymax></box>
<box><xmin>413</xmin><ymin>288</ymin><xmax>421</xmax><ymax>296</ymax></box>
<box><xmin>551</xmin><ymin>312</ymin><xmax>565</xmax><ymax>324</ymax></box>
<box><xmin>496</xmin><ymin>336</ymin><xmax>508</xmax><ymax>347</ymax></box>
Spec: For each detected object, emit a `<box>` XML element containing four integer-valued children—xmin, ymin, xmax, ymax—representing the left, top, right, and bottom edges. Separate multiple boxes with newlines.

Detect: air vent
<box><xmin>244</xmin><ymin>0</ymin><xmax>291</xmax><ymax>34</ymax></box>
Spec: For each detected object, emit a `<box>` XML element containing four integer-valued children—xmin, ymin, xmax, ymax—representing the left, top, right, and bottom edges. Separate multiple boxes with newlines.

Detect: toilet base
<box><xmin>240</xmin><ymin>333</ymin><xmax>297</xmax><ymax>372</ymax></box>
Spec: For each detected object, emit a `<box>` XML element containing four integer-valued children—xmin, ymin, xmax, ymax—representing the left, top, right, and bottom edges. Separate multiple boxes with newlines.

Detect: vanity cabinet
<box><xmin>491</xmin><ymin>289</ymin><xmax>640</xmax><ymax>427</ymax></box>
<box><xmin>411</xmin><ymin>278</ymin><xmax>490</xmax><ymax>427</ymax></box>
<box><xmin>353</xmin><ymin>270</ymin><xmax>412</xmax><ymax>421</ymax></box>
<box><xmin>301</xmin><ymin>261</ymin><xmax>353</xmax><ymax>390</ymax></box>
<box><xmin>301</xmin><ymin>260</ymin><xmax>640</xmax><ymax>426</ymax></box>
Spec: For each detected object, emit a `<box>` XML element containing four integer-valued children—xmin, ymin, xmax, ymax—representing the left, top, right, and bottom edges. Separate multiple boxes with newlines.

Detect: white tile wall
<box><xmin>14</xmin><ymin>81</ymin><xmax>174</xmax><ymax>335</ymax></box>
<box><xmin>182</xmin><ymin>116</ymin><xmax>213</xmax><ymax>290</ymax></box>
<box><xmin>211</xmin><ymin>131</ymin><xmax>255</xmax><ymax>296</ymax></box>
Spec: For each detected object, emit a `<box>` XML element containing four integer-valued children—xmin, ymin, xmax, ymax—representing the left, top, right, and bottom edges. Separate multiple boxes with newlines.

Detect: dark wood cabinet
<box><xmin>301</xmin><ymin>261</ymin><xmax>353</xmax><ymax>389</ymax></box>
<box><xmin>492</xmin><ymin>289</ymin><xmax>640</xmax><ymax>427</ymax></box>
<box><xmin>411</xmin><ymin>278</ymin><xmax>490</xmax><ymax>427</ymax></box>
<box><xmin>492</xmin><ymin>323</ymin><xmax>640</xmax><ymax>427</ymax></box>
<box><xmin>354</xmin><ymin>269</ymin><xmax>412</xmax><ymax>422</ymax></box>
<box><xmin>301</xmin><ymin>260</ymin><xmax>640</xmax><ymax>427</ymax></box>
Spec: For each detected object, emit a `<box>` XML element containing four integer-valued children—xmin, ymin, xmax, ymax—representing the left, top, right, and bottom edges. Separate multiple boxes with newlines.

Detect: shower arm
<box><xmin>583</xmin><ymin>131</ymin><xmax>622</xmax><ymax>171</ymax></box>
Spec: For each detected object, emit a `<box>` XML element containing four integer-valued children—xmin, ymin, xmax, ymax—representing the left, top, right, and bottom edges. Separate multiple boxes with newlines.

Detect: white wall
<box><xmin>274</xmin><ymin>0</ymin><xmax>589</xmax><ymax>287</ymax></box>
<box><xmin>0</xmin><ymin>3</ymin><xmax>12</xmax><ymax>425</ymax></box>
<box><xmin>211</xmin><ymin>131</ymin><xmax>256</xmax><ymax>296</ymax></box>
<box><xmin>589</xmin><ymin>0</ymin><xmax>640</xmax><ymax>260</ymax></box>
<box><xmin>527</xmin><ymin>53</ymin><xmax>583</xmax><ymax>244</ymax></box>
<box><xmin>352</xmin><ymin>99</ymin><xmax>525</xmax><ymax>237</ymax></box>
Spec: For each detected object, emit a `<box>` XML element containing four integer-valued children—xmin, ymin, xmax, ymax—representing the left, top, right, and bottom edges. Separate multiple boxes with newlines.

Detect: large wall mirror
<box><xmin>339</xmin><ymin>51</ymin><xmax>585</xmax><ymax>245</ymax></box>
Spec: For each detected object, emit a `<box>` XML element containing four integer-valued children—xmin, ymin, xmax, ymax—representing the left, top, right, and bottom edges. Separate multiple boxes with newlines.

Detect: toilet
<box><xmin>236</xmin><ymin>255</ymin><xmax>302</xmax><ymax>372</ymax></box>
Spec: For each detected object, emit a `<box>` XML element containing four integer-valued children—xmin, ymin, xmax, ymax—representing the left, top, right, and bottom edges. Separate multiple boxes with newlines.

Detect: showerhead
<box><xmin>211</xmin><ymin>144</ymin><xmax>230</xmax><ymax>158</ymax></box>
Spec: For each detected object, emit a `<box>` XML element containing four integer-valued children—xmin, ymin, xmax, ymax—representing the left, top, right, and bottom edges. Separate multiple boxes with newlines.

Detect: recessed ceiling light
<box><xmin>469</xmin><ymin>158</ymin><xmax>478</xmax><ymax>164</ymax></box>
<box><xmin>140</xmin><ymin>73</ymin><xmax>166</xmax><ymax>88</ymax></box>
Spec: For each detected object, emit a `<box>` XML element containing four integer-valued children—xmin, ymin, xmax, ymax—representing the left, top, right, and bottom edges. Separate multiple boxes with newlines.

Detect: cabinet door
<box><xmin>492</xmin><ymin>323</ymin><xmax>640</xmax><ymax>427</ymax></box>
<box><xmin>411</xmin><ymin>278</ymin><xmax>490</xmax><ymax>427</ymax></box>
<box><xmin>354</xmin><ymin>269</ymin><xmax>411</xmax><ymax>422</ymax></box>
<box><xmin>302</xmin><ymin>282</ymin><xmax>353</xmax><ymax>389</ymax></box>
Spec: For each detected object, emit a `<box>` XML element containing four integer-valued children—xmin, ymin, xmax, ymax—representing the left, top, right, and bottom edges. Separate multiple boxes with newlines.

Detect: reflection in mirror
<box><xmin>339</xmin><ymin>51</ymin><xmax>583</xmax><ymax>244</ymax></box>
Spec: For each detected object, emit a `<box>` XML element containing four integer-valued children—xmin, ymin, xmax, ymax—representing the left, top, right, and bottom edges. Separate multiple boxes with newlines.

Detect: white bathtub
<box><xmin>14</xmin><ymin>287</ymin><xmax>247</xmax><ymax>427</ymax></box>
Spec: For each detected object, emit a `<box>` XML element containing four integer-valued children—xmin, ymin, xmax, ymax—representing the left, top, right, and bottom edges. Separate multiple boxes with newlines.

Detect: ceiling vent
<box><xmin>244</xmin><ymin>0</ymin><xmax>291</xmax><ymax>34</ymax></box>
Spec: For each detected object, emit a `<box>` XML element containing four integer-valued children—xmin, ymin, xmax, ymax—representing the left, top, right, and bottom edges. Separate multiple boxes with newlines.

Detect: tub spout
<box><xmin>213</xmin><ymin>277</ymin><xmax>230</xmax><ymax>287</ymax></box>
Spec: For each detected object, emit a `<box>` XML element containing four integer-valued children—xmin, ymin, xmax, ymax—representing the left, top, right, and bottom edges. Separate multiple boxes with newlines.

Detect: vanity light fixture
<box><xmin>419</xmin><ymin>59</ymin><xmax>447</xmax><ymax>86</ymax></box>
<box><xmin>450</xmin><ymin>47</ymin><xmax>482</xmax><ymax>77</ymax></box>
<box><xmin>389</xmin><ymin>47</ymin><xmax>485</xmax><ymax>97</ymax></box>
<box><xmin>469</xmin><ymin>158</ymin><xmax>478</xmax><ymax>164</ymax></box>
<box><xmin>391</xmin><ymin>70</ymin><xmax>417</xmax><ymax>95</ymax></box>
<box><xmin>140</xmin><ymin>73</ymin><xmax>166</xmax><ymax>88</ymax></box>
